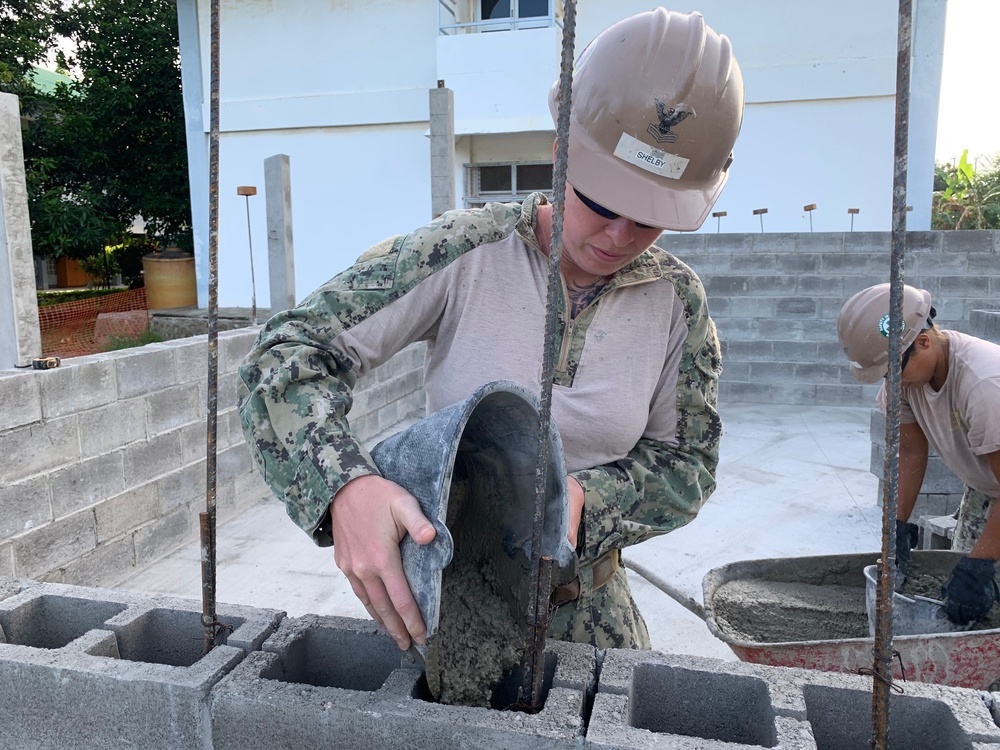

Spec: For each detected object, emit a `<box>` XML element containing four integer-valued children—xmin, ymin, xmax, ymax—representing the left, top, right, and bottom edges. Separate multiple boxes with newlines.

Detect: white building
<box><xmin>176</xmin><ymin>0</ymin><xmax>947</xmax><ymax>309</ymax></box>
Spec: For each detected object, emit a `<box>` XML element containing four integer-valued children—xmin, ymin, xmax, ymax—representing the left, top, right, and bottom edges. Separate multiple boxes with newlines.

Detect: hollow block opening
<box><xmin>0</xmin><ymin>595</ymin><xmax>127</xmax><ymax>650</ymax></box>
<box><xmin>412</xmin><ymin>651</ymin><xmax>556</xmax><ymax>711</ymax></box>
<box><xmin>628</xmin><ymin>664</ymin><xmax>777</xmax><ymax>748</ymax></box>
<box><xmin>271</xmin><ymin>627</ymin><xmax>403</xmax><ymax>691</ymax></box>
<box><xmin>803</xmin><ymin>684</ymin><xmax>973</xmax><ymax>750</ymax></box>
<box><xmin>110</xmin><ymin>609</ymin><xmax>246</xmax><ymax>667</ymax></box>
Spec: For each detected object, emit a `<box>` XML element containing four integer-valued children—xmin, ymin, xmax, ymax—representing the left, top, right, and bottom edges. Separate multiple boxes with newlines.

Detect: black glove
<box><xmin>895</xmin><ymin>520</ymin><xmax>919</xmax><ymax>582</ymax></box>
<box><xmin>942</xmin><ymin>556</ymin><xmax>1000</xmax><ymax>625</ymax></box>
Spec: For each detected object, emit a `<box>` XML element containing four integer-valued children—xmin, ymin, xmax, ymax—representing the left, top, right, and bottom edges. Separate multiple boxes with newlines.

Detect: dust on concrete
<box><xmin>424</xmin><ymin>555</ymin><xmax>524</xmax><ymax>707</ymax></box>
<box><xmin>899</xmin><ymin>561</ymin><xmax>1000</xmax><ymax>631</ymax></box>
<box><xmin>711</xmin><ymin>579</ymin><xmax>869</xmax><ymax>643</ymax></box>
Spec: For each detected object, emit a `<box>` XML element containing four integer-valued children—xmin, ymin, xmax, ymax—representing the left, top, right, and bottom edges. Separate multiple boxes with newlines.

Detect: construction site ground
<box><xmin>120</xmin><ymin>401</ymin><xmax>883</xmax><ymax>660</ymax></box>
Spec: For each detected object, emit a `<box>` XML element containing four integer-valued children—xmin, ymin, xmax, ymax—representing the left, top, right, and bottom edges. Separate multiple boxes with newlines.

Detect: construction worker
<box><xmin>238</xmin><ymin>8</ymin><xmax>744</xmax><ymax>650</ymax></box>
<box><xmin>838</xmin><ymin>283</ymin><xmax>1000</xmax><ymax>625</ymax></box>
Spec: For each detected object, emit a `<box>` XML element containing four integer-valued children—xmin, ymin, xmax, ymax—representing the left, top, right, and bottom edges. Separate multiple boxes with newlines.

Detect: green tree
<box><xmin>10</xmin><ymin>0</ymin><xmax>191</xmax><ymax>261</ymax></box>
<box><xmin>931</xmin><ymin>150</ymin><xmax>1000</xmax><ymax>230</ymax></box>
<box><xmin>0</xmin><ymin>0</ymin><xmax>63</xmax><ymax>94</ymax></box>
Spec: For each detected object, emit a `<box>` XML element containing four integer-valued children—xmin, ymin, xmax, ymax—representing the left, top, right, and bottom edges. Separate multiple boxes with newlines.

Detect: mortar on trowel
<box><xmin>863</xmin><ymin>557</ymin><xmax>973</xmax><ymax>636</ymax></box>
<box><xmin>370</xmin><ymin>380</ymin><xmax>577</xmax><ymax>707</ymax></box>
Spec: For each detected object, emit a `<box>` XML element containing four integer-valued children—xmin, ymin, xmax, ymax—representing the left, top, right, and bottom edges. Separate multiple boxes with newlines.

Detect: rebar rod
<box><xmin>200</xmin><ymin>0</ymin><xmax>221</xmax><ymax>656</ymax></box>
<box><xmin>520</xmin><ymin>0</ymin><xmax>576</xmax><ymax>713</ymax></box>
<box><xmin>871</xmin><ymin>0</ymin><xmax>912</xmax><ymax>746</ymax></box>
<box><xmin>244</xmin><ymin>195</ymin><xmax>257</xmax><ymax>325</ymax></box>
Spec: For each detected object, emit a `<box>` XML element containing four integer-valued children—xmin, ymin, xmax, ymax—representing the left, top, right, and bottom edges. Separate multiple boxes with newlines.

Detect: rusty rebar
<box><xmin>520</xmin><ymin>0</ymin><xmax>577</xmax><ymax>713</ymax></box>
<box><xmin>201</xmin><ymin>0</ymin><xmax>221</xmax><ymax>656</ymax></box>
<box><xmin>871</xmin><ymin>0</ymin><xmax>912</xmax><ymax>746</ymax></box>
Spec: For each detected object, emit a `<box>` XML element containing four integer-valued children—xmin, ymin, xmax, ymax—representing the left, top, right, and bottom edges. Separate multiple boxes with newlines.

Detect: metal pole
<box><xmin>871</xmin><ymin>0</ymin><xmax>912</xmax><ymax>746</ymax></box>
<box><xmin>520</xmin><ymin>0</ymin><xmax>576</xmax><ymax>713</ymax></box>
<box><xmin>200</xmin><ymin>0</ymin><xmax>221</xmax><ymax>656</ymax></box>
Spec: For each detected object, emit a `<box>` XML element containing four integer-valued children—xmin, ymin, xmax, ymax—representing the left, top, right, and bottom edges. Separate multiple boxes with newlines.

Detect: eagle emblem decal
<box><xmin>647</xmin><ymin>100</ymin><xmax>692</xmax><ymax>144</ymax></box>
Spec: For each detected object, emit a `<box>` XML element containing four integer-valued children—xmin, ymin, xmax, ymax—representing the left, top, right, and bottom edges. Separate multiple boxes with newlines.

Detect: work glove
<box><xmin>894</xmin><ymin>520</ymin><xmax>919</xmax><ymax>590</ymax></box>
<box><xmin>941</xmin><ymin>556</ymin><xmax>1000</xmax><ymax>625</ymax></box>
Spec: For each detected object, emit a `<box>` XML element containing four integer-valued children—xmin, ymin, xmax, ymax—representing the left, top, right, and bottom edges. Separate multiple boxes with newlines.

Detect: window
<box><xmin>466</xmin><ymin>162</ymin><xmax>553</xmax><ymax>207</ymax></box>
<box><xmin>439</xmin><ymin>0</ymin><xmax>561</xmax><ymax>34</ymax></box>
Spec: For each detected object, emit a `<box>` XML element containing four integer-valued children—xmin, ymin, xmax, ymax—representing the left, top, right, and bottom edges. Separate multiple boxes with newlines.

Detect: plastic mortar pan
<box><xmin>702</xmin><ymin>550</ymin><xmax>1000</xmax><ymax>690</ymax></box>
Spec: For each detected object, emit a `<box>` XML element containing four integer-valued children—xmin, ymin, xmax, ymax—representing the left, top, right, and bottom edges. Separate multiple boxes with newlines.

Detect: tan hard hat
<box><xmin>549</xmin><ymin>7</ymin><xmax>744</xmax><ymax>231</ymax></box>
<box><xmin>837</xmin><ymin>283</ymin><xmax>934</xmax><ymax>384</ymax></box>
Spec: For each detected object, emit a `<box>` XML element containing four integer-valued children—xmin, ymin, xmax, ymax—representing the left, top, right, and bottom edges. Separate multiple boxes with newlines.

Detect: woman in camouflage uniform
<box><xmin>238</xmin><ymin>8</ymin><xmax>744</xmax><ymax>651</ymax></box>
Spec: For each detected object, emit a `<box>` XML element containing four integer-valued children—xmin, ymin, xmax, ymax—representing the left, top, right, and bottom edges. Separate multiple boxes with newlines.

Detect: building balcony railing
<box><xmin>438</xmin><ymin>0</ymin><xmax>562</xmax><ymax>35</ymax></box>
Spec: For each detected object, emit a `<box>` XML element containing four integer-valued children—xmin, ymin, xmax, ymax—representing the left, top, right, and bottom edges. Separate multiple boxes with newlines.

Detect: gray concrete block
<box><xmin>0</xmin><ymin>545</ymin><xmax>13</xmax><ymax>578</ymax></box>
<box><xmin>95</xmin><ymin>482</ymin><xmax>160</xmax><ymax>543</ymax></box>
<box><xmin>756</xmin><ymin>318</ymin><xmax>804</xmax><ymax>341</ymax></box>
<box><xmin>179</xmin><ymin>419</ymin><xmax>208</xmax><ymax>463</ymax></box>
<box><xmin>169</xmin><ymin>335</ymin><xmax>210</xmax><ymax>384</ymax></box>
<box><xmin>0</xmin><ymin>415</ymin><xmax>80</xmax><ymax>485</ymax></box>
<box><xmin>212</xmin><ymin>615</ymin><xmax>590</xmax><ymax>750</ymax></box>
<box><xmin>219</xmin><ymin>328</ymin><xmax>258</xmax><ymax>374</ymax></box>
<box><xmin>156</xmin><ymin>458</ymin><xmax>208</xmax><ymax>515</ymax></box>
<box><xmin>940</xmin><ymin>275</ymin><xmax>992</xmax><ymax>298</ymax></box>
<box><xmin>749</xmin><ymin>275</ymin><xmax>798</xmax><ymax>296</ymax></box>
<box><xmin>39</xmin><ymin>358</ymin><xmax>117</xmax><ymax>419</ymax></box>
<box><xmin>906</xmin><ymin>231</ymin><xmax>944</xmax><ymax>255</ymax></box>
<box><xmin>722</xmin><ymin>341</ymin><xmax>774</xmax><ymax>362</ymax></box>
<box><xmin>0</xmin><ymin>370</ymin><xmax>41</xmax><ymax>431</ymax></box>
<box><xmin>147</xmin><ymin>384</ymin><xmax>202</xmax><ymax>435</ymax></box>
<box><xmin>912</xmin><ymin>252</ymin><xmax>969</xmax><ymax>274</ymax></box>
<box><xmin>12</xmin><ymin>508</ymin><xmax>97</xmax><ymax>579</ymax></box>
<box><xmin>726</xmin><ymin>296</ymin><xmax>774</xmax><ymax>318</ymax></box>
<box><xmin>123</xmin><ymin>429</ymin><xmax>182</xmax><ymax>487</ymax></box>
<box><xmin>59</xmin><ymin>534</ymin><xmax>136</xmax><ymax>587</ymax></box>
<box><xmin>77</xmin><ymin>397</ymin><xmax>147</xmax><ymax>457</ymax></box>
<box><xmin>49</xmin><ymin>450</ymin><xmax>125</xmax><ymax>518</ymax></box>
<box><xmin>133</xmin><ymin>508</ymin><xmax>193</xmax><ymax>569</ymax></box>
<box><xmin>842</xmin><ymin>232</ymin><xmax>890</xmax><ymax>255</ymax></box>
<box><xmin>795</xmin><ymin>232</ymin><xmax>845</xmax><ymax>255</ymax></box>
<box><xmin>218</xmin><ymin>443</ymin><xmax>253</xmax><ymax>485</ymax></box>
<box><xmin>0</xmin><ymin>582</ymin><xmax>282</xmax><ymax>750</ymax></box>
<box><xmin>941</xmin><ymin>230</ymin><xmax>995</xmax><ymax>255</ymax></box>
<box><xmin>775</xmin><ymin>297</ymin><xmax>817</xmax><ymax>317</ymax></box>
<box><xmin>704</xmin><ymin>276</ymin><xmax>749</xmax><ymax>295</ymax></box>
<box><xmin>0</xmin><ymin>475</ymin><xmax>51</xmax><ymax>539</ymax></box>
<box><xmin>114</xmin><ymin>345</ymin><xmax>178</xmax><ymax>398</ymax></box>
<box><xmin>772</xmin><ymin>341</ymin><xmax>820</xmax><ymax>363</ymax></box>
<box><xmin>748</xmin><ymin>362</ymin><xmax>797</xmax><ymax>382</ymax></box>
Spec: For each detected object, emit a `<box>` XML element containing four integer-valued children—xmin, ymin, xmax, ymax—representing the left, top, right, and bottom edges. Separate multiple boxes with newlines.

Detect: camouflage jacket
<box><xmin>238</xmin><ymin>193</ymin><xmax>722</xmax><ymax>565</ymax></box>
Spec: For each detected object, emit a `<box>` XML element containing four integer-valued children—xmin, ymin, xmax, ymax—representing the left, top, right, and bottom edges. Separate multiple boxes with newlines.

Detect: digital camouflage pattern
<box><xmin>953</xmin><ymin>487</ymin><xmax>996</xmax><ymax>552</ymax></box>
<box><xmin>238</xmin><ymin>193</ymin><xmax>721</xmax><ymax>648</ymax></box>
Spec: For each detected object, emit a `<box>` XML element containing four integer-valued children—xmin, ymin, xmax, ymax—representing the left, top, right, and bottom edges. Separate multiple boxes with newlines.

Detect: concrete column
<box><xmin>907</xmin><ymin>0</ymin><xmax>947</xmax><ymax>231</ymax></box>
<box><xmin>429</xmin><ymin>82</ymin><xmax>456</xmax><ymax>219</ymax></box>
<box><xmin>264</xmin><ymin>154</ymin><xmax>295</xmax><ymax>312</ymax></box>
<box><xmin>0</xmin><ymin>93</ymin><xmax>42</xmax><ymax>367</ymax></box>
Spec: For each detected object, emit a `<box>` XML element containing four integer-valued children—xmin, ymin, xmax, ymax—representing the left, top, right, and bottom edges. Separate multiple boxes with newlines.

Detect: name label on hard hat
<box><xmin>613</xmin><ymin>133</ymin><xmax>689</xmax><ymax>179</ymax></box>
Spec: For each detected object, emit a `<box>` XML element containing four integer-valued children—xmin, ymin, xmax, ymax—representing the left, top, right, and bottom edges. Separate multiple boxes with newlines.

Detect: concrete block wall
<box><xmin>4</xmin><ymin>576</ymin><xmax>1000</xmax><ymax>749</ymax></box>
<box><xmin>661</xmin><ymin>229</ymin><xmax>1000</xmax><ymax>406</ymax></box>
<box><xmin>0</xmin><ymin>328</ymin><xmax>427</xmax><ymax>588</ymax></box>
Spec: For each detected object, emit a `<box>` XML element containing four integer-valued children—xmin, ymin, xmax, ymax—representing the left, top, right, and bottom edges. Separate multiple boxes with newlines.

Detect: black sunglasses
<box><xmin>573</xmin><ymin>188</ymin><xmax>657</xmax><ymax>230</ymax></box>
<box><xmin>900</xmin><ymin>342</ymin><xmax>916</xmax><ymax>371</ymax></box>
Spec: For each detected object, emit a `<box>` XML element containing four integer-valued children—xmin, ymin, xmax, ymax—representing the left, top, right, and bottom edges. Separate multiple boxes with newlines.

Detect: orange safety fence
<box><xmin>39</xmin><ymin>288</ymin><xmax>150</xmax><ymax>359</ymax></box>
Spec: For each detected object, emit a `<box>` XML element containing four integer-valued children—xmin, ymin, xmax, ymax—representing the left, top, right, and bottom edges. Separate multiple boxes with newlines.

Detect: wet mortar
<box><xmin>712</xmin><ymin>579</ymin><xmax>869</xmax><ymax>643</ymax></box>
<box><xmin>898</xmin><ymin>560</ymin><xmax>1000</xmax><ymax>631</ymax></box>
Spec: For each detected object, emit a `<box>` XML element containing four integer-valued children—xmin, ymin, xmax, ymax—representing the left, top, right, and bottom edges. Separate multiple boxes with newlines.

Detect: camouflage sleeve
<box><xmin>570</xmin><ymin>266</ymin><xmax>722</xmax><ymax>564</ymax></box>
<box><xmin>237</xmin><ymin>204</ymin><xmax>519</xmax><ymax>546</ymax></box>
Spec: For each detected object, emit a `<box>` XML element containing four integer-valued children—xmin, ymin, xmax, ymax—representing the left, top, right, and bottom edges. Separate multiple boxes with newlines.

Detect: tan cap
<box><xmin>837</xmin><ymin>283</ymin><xmax>934</xmax><ymax>384</ymax></box>
<box><xmin>549</xmin><ymin>8</ymin><xmax>744</xmax><ymax>231</ymax></box>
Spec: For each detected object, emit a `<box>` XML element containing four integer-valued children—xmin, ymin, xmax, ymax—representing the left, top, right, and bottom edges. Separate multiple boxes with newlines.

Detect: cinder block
<box><xmin>912</xmin><ymin>252</ymin><xmax>968</xmax><ymax>274</ymax></box>
<box><xmin>37</xmin><ymin>358</ymin><xmax>116</xmax><ymax>420</ymax></box>
<box><xmin>794</xmin><ymin>363</ymin><xmax>843</xmax><ymax>385</ymax></box>
<box><xmin>730</xmin><ymin>253</ymin><xmax>778</xmax><ymax>273</ymax></box>
<box><xmin>749</xmin><ymin>362</ymin><xmax>797</xmax><ymax>382</ymax></box>
<box><xmin>49</xmin><ymin>450</ymin><xmax>125</xmax><ymax>518</ymax></box>
<box><xmin>179</xmin><ymin>419</ymin><xmax>208</xmax><ymax>463</ymax></box>
<box><xmin>775</xmin><ymin>297</ymin><xmax>817</xmax><ymax>317</ymax></box>
<box><xmin>842</xmin><ymin>232</ymin><xmax>889</xmax><ymax>255</ymax></box>
<box><xmin>123</xmin><ymin>429</ymin><xmax>182</xmax><ymax>487</ymax></box>
<box><xmin>772</xmin><ymin>341</ymin><xmax>819</xmax><ymax>364</ymax></box>
<box><xmin>114</xmin><ymin>345</ymin><xmax>178</xmax><ymax>399</ymax></box>
<box><xmin>212</xmin><ymin>615</ymin><xmax>591</xmax><ymax>750</ymax></box>
<box><xmin>0</xmin><ymin>546</ymin><xmax>13</xmax><ymax>578</ymax></box>
<box><xmin>77</xmin><ymin>397</ymin><xmax>146</xmax><ymax>457</ymax></box>
<box><xmin>591</xmin><ymin>650</ymin><xmax>1000</xmax><ymax>750</ymax></box>
<box><xmin>905</xmin><ymin>231</ymin><xmax>944</xmax><ymax>255</ymax></box>
<box><xmin>704</xmin><ymin>276</ymin><xmax>750</xmax><ymax>295</ymax></box>
<box><xmin>756</xmin><ymin>318</ymin><xmax>804</xmax><ymax>341</ymax></box>
<box><xmin>941</xmin><ymin>230</ymin><xmax>994</xmax><ymax>255</ymax></box>
<box><xmin>59</xmin><ymin>534</ymin><xmax>136</xmax><ymax>587</ymax></box>
<box><xmin>940</xmin><ymin>275</ymin><xmax>991</xmax><ymax>299</ymax></box>
<box><xmin>0</xmin><ymin>370</ymin><xmax>41</xmax><ymax>431</ymax></box>
<box><xmin>726</xmin><ymin>296</ymin><xmax>774</xmax><ymax>318</ymax></box>
<box><xmin>133</xmin><ymin>508</ymin><xmax>193</xmax><ymax>569</ymax></box>
<box><xmin>918</xmin><ymin>514</ymin><xmax>956</xmax><ymax>550</ymax></box>
<box><xmin>0</xmin><ymin>581</ymin><xmax>282</xmax><ymax>750</ymax></box>
<box><xmin>95</xmin><ymin>482</ymin><xmax>159</xmax><ymax>543</ymax></box>
<box><xmin>218</xmin><ymin>443</ymin><xmax>253</xmax><ymax>485</ymax></box>
<box><xmin>219</xmin><ymin>328</ymin><xmax>258</xmax><ymax>373</ymax></box>
<box><xmin>168</xmin><ymin>335</ymin><xmax>210</xmax><ymax>385</ymax></box>
<box><xmin>12</xmin><ymin>508</ymin><xmax>97</xmax><ymax>579</ymax></box>
<box><xmin>0</xmin><ymin>475</ymin><xmax>52</xmax><ymax>540</ymax></box>
<box><xmin>147</xmin><ymin>384</ymin><xmax>202</xmax><ymax>435</ymax></box>
<box><xmin>0</xmin><ymin>415</ymin><xmax>81</xmax><ymax>485</ymax></box>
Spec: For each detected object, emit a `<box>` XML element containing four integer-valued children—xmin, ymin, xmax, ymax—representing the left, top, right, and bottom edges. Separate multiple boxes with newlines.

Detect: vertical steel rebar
<box><xmin>520</xmin><ymin>0</ymin><xmax>576</xmax><ymax>713</ymax></box>
<box><xmin>244</xmin><ymin>195</ymin><xmax>257</xmax><ymax>325</ymax></box>
<box><xmin>871</xmin><ymin>0</ymin><xmax>912</xmax><ymax>746</ymax></box>
<box><xmin>200</xmin><ymin>0</ymin><xmax>221</xmax><ymax>656</ymax></box>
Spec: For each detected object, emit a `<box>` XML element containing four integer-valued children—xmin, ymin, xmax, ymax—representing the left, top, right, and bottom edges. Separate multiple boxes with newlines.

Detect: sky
<box><xmin>935</xmin><ymin>0</ymin><xmax>1000</xmax><ymax>165</ymax></box>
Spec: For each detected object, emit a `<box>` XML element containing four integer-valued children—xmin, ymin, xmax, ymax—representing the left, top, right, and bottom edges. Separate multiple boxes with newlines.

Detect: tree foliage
<box><xmin>4</xmin><ymin>0</ymin><xmax>191</xmax><ymax>261</ymax></box>
<box><xmin>931</xmin><ymin>150</ymin><xmax>1000</xmax><ymax>230</ymax></box>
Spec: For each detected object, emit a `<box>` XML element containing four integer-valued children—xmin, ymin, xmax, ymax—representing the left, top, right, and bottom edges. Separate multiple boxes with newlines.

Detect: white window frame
<box><xmin>438</xmin><ymin>0</ymin><xmax>562</xmax><ymax>35</ymax></box>
<box><xmin>465</xmin><ymin>161</ymin><xmax>553</xmax><ymax>208</ymax></box>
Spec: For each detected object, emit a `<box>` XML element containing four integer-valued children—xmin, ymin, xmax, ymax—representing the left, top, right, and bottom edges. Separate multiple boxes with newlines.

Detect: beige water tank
<box><xmin>142</xmin><ymin>247</ymin><xmax>197</xmax><ymax>309</ymax></box>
